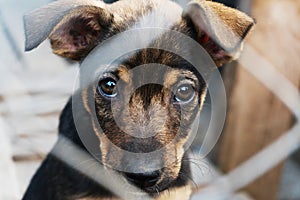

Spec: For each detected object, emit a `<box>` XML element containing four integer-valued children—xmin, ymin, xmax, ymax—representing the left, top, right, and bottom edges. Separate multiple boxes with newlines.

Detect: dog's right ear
<box><xmin>182</xmin><ymin>0</ymin><xmax>255</xmax><ymax>66</ymax></box>
<box><xmin>24</xmin><ymin>0</ymin><xmax>113</xmax><ymax>61</ymax></box>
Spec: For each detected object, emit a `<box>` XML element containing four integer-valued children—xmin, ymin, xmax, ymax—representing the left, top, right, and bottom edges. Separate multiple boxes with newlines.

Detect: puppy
<box><xmin>22</xmin><ymin>0</ymin><xmax>254</xmax><ymax>199</ymax></box>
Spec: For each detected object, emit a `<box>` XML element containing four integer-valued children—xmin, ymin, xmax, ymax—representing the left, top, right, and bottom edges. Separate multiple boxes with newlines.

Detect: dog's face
<box><xmin>93</xmin><ymin>49</ymin><xmax>206</xmax><ymax>192</ymax></box>
<box><xmin>24</xmin><ymin>0</ymin><xmax>254</xmax><ymax>194</ymax></box>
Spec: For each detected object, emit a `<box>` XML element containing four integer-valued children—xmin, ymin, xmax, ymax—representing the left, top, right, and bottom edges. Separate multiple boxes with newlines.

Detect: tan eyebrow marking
<box><xmin>117</xmin><ymin>65</ymin><xmax>131</xmax><ymax>84</ymax></box>
<box><xmin>163</xmin><ymin>69</ymin><xmax>197</xmax><ymax>88</ymax></box>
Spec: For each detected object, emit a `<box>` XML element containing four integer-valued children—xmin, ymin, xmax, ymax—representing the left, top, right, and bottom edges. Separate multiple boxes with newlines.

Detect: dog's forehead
<box><xmin>108</xmin><ymin>48</ymin><xmax>196</xmax><ymax>76</ymax></box>
<box><xmin>94</xmin><ymin>0</ymin><xmax>204</xmax><ymax>86</ymax></box>
<box><xmin>108</xmin><ymin>0</ymin><xmax>183</xmax><ymax>29</ymax></box>
<box><xmin>108</xmin><ymin>49</ymin><xmax>199</xmax><ymax>84</ymax></box>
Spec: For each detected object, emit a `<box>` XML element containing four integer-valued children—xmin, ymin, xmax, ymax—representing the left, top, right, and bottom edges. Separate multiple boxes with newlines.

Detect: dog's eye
<box><xmin>98</xmin><ymin>77</ymin><xmax>118</xmax><ymax>98</ymax></box>
<box><xmin>174</xmin><ymin>84</ymin><xmax>195</xmax><ymax>103</ymax></box>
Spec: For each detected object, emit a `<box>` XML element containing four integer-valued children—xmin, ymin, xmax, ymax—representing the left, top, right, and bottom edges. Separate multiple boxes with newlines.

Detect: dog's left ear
<box><xmin>24</xmin><ymin>0</ymin><xmax>112</xmax><ymax>61</ymax></box>
<box><xmin>49</xmin><ymin>6</ymin><xmax>113</xmax><ymax>60</ymax></box>
<box><xmin>183</xmin><ymin>0</ymin><xmax>255</xmax><ymax>66</ymax></box>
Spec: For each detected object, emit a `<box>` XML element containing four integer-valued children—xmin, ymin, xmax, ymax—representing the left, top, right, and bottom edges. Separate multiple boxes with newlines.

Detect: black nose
<box><xmin>124</xmin><ymin>170</ymin><xmax>161</xmax><ymax>188</ymax></box>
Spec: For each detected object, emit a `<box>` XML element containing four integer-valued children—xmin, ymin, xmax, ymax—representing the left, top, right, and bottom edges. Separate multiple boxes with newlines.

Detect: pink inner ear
<box><xmin>198</xmin><ymin>32</ymin><xmax>210</xmax><ymax>44</ymax></box>
<box><xmin>65</xmin><ymin>17</ymin><xmax>100</xmax><ymax>50</ymax></box>
<box><xmin>69</xmin><ymin>28</ymin><xmax>88</xmax><ymax>48</ymax></box>
<box><xmin>49</xmin><ymin>14</ymin><xmax>103</xmax><ymax>60</ymax></box>
<box><xmin>193</xmin><ymin>17</ymin><xmax>235</xmax><ymax>66</ymax></box>
<box><xmin>60</xmin><ymin>40</ymin><xmax>78</xmax><ymax>53</ymax></box>
<box><xmin>54</xmin><ymin>30</ymin><xmax>80</xmax><ymax>53</ymax></box>
<box><xmin>71</xmin><ymin>17</ymin><xmax>101</xmax><ymax>47</ymax></box>
<box><xmin>197</xmin><ymin>31</ymin><xmax>228</xmax><ymax>62</ymax></box>
<box><xmin>191</xmin><ymin>11</ymin><xmax>211</xmax><ymax>45</ymax></box>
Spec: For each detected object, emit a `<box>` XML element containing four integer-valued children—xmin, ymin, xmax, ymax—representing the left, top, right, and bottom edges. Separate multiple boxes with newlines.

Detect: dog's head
<box><xmin>24</xmin><ymin>0</ymin><xmax>254</xmax><ymax>194</ymax></box>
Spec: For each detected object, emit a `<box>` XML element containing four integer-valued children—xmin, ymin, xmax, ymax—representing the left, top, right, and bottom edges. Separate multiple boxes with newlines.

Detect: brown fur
<box><xmin>45</xmin><ymin>0</ymin><xmax>254</xmax><ymax>64</ymax></box>
<box><xmin>23</xmin><ymin>0</ymin><xmax>254</xmax><ymax>199</ymax></box>
<box><xmin>50</xmin><ymin>6</ymin><xmax>113</xmax><ymax>60</ymax></box>
<box><xmin>90</xmin><ymin>50</ymin><xmax>205</xmax><ymax>192</ymax></box>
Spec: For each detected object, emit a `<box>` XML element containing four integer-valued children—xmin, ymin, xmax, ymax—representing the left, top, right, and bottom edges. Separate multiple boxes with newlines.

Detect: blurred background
<box><xmin>0</xmin><ymin>0</ymin><xmax>300</xmax><ymax>199</ymax></box>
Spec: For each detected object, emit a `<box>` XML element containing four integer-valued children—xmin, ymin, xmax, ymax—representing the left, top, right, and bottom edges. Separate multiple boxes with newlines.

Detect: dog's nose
<box><xmin>124</xmin><ymin>170</ymin><xmax>161</xmax><ymax>188</ymax></box>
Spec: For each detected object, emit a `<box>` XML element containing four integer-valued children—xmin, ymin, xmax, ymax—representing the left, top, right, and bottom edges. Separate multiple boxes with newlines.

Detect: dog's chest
<box><xmin>77</xmin><ymin>185</ymin><xmax>192</xmax><ymax>200</ymax></box>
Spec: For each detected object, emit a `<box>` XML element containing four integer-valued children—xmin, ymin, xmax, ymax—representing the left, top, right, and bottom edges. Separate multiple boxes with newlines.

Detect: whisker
<box><xmin>182</xmin><ymin>158</ymin><xmax>213</xmax><ymax>182</ymax></box>
<box><xmin>183</xmin><ymin>159</ymin><xmax>206</xmax><ymax>175</ymax></box>
<box><xmin>179</xmin><ymin>171</ymin><xmax>197</xmax><ymax>188</ymax></box>
<box><xmin>183</xmin><ymin>157</ymin><xmax>211</xmax><ymax>168</ymax></box>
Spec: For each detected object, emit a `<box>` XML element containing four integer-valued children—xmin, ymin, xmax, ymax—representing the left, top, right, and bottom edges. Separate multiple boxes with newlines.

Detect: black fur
<box><xmin>22</xmin><ymin>99</ymin><xmax>114</xmax><ymax>200</ymax></box>
<box><xmin>22</xmin><ymin>98</ymin><xmax>190</xmax><ymax>199</ymax></box>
